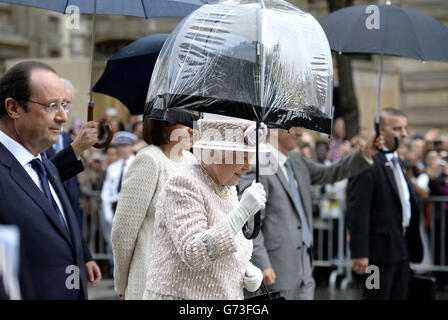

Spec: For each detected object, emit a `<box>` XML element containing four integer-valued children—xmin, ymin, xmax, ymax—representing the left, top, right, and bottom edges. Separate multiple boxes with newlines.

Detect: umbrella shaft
<box><xmin>376</xmin><ymin>54</ymin><xmax>384</xmax><ymax>124</ymax></box>
<box><xmin>256</xmin><ymin>121</ymin><xmax>259</xmax><ymax>183</ymax></box>
<box><xmin>89</xmin><ymin>0</ymin><xmax>98</xmax><ymax>102</ymax></box>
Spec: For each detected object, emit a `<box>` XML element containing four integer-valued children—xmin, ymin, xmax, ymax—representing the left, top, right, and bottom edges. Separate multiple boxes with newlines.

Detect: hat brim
<box><xmin>193</xmin><ymin>143</ymin><xmax>270</xmax><ymax>153</ymax></box>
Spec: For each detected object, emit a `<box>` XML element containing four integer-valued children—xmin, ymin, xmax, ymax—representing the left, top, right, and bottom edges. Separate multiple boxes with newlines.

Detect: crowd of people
<box><xmin>301</xmin><ymin>115</ymin><xmax>448</xmax><ymax>299</ymax></box>
<box><xmin>304</xmin><ymin>119</ymin><xmax>448</xmax><ymax>242</ymax></box>
<box><xmin>1</xmin><ymin>60</ymin><xmax>447</xmax><ymax>300</ymax></box>
<box><xmin>299</xmin><ymin>118</ymin><xmax>448</xmax><ymax>225</ymax></box>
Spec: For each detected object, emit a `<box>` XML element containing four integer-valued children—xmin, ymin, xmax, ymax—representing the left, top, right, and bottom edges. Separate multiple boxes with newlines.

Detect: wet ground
<box><xmin>87</xmin><ymin>267</ymin><xmax>448</xmax><ymax>300</ymax></box>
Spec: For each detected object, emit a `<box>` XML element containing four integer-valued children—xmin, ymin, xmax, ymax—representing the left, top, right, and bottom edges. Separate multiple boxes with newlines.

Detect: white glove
<box><xmin>225</xmin><ymin>180</ymin><xmax>266</xmax><ymax>237</ymax></box>
<box><xmin>244</xmin><ymin>264</ymin><xmax>263</xmax><ymax>292</ymax></box>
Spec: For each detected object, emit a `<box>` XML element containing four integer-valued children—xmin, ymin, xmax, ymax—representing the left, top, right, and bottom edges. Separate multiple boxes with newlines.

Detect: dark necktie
<box><xmin>30</xmin><ymin>158</ymin><xmax>70</xmax><ymax>235</ymax></box>
<box><xmin>285</xmin><ymin>160</ymin><xmax>313</xmax><ymax>248</ymax></box>
<box><xmin>117</xmin><ymin>161</ymin><xmax>126</xmax><ymax>194</ymax></box>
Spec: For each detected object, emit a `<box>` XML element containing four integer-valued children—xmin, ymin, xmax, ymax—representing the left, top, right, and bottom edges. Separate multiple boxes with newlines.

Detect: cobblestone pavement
<box><xmin>87</xmin><ymin>278</ymin><xmax>364</xmax><ymax>300</ymax></box>
<box><xmin>88</xmin><ymin>278</ymin><xmax>118</xmax><ymax>300</ymax></box>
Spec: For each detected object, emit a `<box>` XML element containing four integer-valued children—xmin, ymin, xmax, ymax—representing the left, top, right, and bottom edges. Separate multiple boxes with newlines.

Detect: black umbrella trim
<box><xmin>143</xmin><ymin>105</ymin><xmax>199</xmax><ymax>129</ymax></box>
<box><xmin>146</xmin><ymin>93</ymin><xmax>331</xmax><ymax>134</ymax></box>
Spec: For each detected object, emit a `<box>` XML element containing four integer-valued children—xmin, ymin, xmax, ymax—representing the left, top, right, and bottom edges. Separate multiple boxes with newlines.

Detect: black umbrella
<box><xmin>145</xmin><ymin>0</ymin><xmax>334</xmax><ymax>239</ymax></box>
<box><xmin>93</xmin><ymin>33</ymin><xmax>199</xmax><ymax>128</ymax></box>
<box><xmin>320</xmin><ymin>3</ymin><xmax>448</xmax><ymax>151</ymax></box>
<box><xmin>2</xmin><ymin>0</ymin><xmax>210</xmax><ymax>147</ymax></box>
<box><xmin>93</xmin><ymin>34</ymin><xmax>169</xmax><ymax>115</ymax></box>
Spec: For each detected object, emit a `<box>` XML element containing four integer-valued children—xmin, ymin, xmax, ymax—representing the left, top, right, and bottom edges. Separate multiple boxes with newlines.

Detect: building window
<box><xmin>95</xmin><ymin>39</ymin><xmax>133</xmax><ymax>59</ymax></box>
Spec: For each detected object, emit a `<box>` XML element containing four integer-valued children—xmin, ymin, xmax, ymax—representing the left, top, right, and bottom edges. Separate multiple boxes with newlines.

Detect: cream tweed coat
<box><xmin>111</xmin><ymin>145</ymin><xmax>195</xmax><ymax>299</ymax></box>
<box><xmin>145</xmin><ymin>164</ymin><xmax>253</xmax><ymax>300</ymax></box>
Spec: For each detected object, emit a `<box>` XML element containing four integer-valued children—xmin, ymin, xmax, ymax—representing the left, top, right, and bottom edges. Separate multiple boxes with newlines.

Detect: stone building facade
<box><xmin>0</xmin><ymin>0</ymin><xmax>446</xmax><ymax>136</ymax></box>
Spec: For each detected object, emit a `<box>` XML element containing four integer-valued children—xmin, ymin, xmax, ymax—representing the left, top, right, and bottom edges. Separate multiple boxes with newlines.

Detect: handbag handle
<box><xmin>260</xmin><ymin>281</ymin><xmax>273</xmax><ymax>300</ymax></box>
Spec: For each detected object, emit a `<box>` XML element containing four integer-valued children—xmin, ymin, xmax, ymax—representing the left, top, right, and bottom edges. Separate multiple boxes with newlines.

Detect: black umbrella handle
<box><xmin>88</xmin><ymin>101</ymin><xmax>114</xmax><ymax>149</ymax></box>
<box><xmin>375</xmin><ymin>122</ymin><xmax>398</xmax><ymax>154</ymax></box>
<box><xmin>243</xmin><ymin>212</ymin><xmax>261</xmax><ymax>240</ymax></box>
<box><xmin>243</xmin><ymin>121</ymin><xmax>262</xmax><ymax>240</ymax></box>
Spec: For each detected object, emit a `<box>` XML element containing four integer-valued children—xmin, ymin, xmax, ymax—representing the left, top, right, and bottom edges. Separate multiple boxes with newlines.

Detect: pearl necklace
<box><xmin>200</xmin><ymin>164</ymin><xmax>229</xmax><ymax>200</ymax></box>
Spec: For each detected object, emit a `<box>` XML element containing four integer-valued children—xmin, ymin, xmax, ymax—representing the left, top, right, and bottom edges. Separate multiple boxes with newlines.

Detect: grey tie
<box><xmin>391</xmin><ymin>157</ymin><xmax>409</xmax><ymax>227</ymax></box>
<box><xmin>284</xmin><ymin>160</ymin><xmax>313</xmax><ymax>248</ymax></box>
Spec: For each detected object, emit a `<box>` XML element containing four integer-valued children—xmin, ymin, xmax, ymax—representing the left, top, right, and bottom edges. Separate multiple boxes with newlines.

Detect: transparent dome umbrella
<box><xmin>145</xmin><ymin>0</ymin><xmax>334</xmax><ymax>239</ymax></box>
<box><xmin>319</xmin><ymin>3</ymin><xmax>448</xmax><ymax>153</ymax></box>
<box><xmin>1</xmin><ymin>0</ymin><xmax>210</xmax><ymax>147</ymax></box>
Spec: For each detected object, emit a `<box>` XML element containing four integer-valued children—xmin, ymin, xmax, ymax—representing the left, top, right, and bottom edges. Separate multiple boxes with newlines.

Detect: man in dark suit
<box><xmin>239</xmin><ymin>127</ymin><xmax>383</xmax><ymax>299</ymax></box>
<box><xmin>347</xmin><ymin>108</ymin><xmax>424</xmax><ymax>300</ymax></box>
<box><xmin>0</xmin><ymin>61</ymin><xmax>101</xmax><ymax>299</ymax></box>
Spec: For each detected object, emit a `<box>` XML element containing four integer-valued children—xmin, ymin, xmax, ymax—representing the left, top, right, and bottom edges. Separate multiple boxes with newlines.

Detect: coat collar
<box><xmin>0</xmin><ymin>129</ymin><xmax>35</xmax><ymax>167</ymax></box>
<box><xmin>0</xmin><ymin>142</ymin><xmax>74</xmax><ymax>247</ymax></box>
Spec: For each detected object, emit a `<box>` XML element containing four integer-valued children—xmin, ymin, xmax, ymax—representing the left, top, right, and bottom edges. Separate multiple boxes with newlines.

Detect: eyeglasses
<box><xmin>27</xmin><ymin>99</ymin><xmax>71</xmax><ymax>113</ymax></box>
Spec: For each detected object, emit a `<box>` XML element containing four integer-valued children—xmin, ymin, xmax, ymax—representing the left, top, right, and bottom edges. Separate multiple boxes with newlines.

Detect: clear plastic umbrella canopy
<box><xmin>145</xmin><ymin>0</ymin><xmax>334</xmax><ymax>134</ymax></box>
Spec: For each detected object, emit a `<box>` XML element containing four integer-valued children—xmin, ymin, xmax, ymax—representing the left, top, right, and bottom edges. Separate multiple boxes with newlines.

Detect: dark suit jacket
<box><xmin>347</xmin><ymin>153</ymin><xmax>423</xmax><ymax>265</ymax></box>
<box><xmin>46</xmin><ymin>132</ymin><xmax>84</xmax><ymax>231</ymax></box>
<box><xmin>0</xmin><ymin>142</ymin><xmax>92</xmax><ymax>299</ymax></box>
<box><xmin>49</xmin><ymin>146</ymin><xmax>84</xmax><ymax>182</ymax></box>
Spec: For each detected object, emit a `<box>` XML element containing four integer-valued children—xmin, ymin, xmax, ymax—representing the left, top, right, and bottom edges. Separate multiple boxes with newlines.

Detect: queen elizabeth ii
<box><xmin>144</xmin><ymin>115</ymin><xmax>269</xmax><ymax>300</ymax></box>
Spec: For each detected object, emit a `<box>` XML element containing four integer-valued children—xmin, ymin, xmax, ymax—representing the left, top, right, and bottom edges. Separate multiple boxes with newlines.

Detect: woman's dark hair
<box><xmin>131</xmin><ymin>121</ymin><xmax>141</xmax><ymax>134</ymax></box>
<box><xmin>143</xmin><ymin>118</ymin><xmax>173</xmax><ymax>146</ymax></box>
<box><xmin>0</xmin><ymin>61</ymin><xmax>56</xmax><ymax>119</ymax></box>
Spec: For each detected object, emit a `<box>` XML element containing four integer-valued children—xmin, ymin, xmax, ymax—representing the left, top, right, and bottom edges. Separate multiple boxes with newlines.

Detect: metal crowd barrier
<box><xmin>312</xmin><ymin>212</ymin><xmax>348</xmax><ymax>288</ymax></box>
<box><xmin>82</xmin><ymin>190</ymin><xmax>448</xmax><ymax>285</ymax></box>
<box><xmin>81</xmin><ymin>190</ymin><xmax>113</xmax><ymax>261</ymax></box>
<box><xmin>312</xmin><ymin>196</ymin><xmax>448</xmax><ymax>289</ymax></box>
<box><xmin>414</xmin><ymin>196</ymin><xmax>448</xmax><ymax>273</ymax></box>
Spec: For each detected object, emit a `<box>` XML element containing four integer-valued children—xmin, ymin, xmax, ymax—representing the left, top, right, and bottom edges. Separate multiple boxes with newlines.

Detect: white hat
<box><xmin>193</xmin><ymin>117</ymin><xmax>269</xmax><ymax>153</ymax></box>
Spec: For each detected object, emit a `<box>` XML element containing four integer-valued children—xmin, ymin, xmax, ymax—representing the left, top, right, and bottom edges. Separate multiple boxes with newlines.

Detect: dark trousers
<box><xmin>362</xmin><ymin>259</ymin><xmax>410</xmax><ymax>300</ymax></box>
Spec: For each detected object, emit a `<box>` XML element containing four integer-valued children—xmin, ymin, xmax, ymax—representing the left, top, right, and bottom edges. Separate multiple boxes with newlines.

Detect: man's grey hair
<box><xmin>61</xmin><ymin>78</ymin><xmax>77</xmax><ymax>99</ymax></box>
<box><xmin>379</xmin><ymin>108</ymin><xmax>406</xmax><ymax>127</ymax></box>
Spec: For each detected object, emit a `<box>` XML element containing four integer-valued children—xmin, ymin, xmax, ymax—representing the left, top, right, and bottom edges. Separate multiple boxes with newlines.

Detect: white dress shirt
<box><xmin>269</xmin><ymin>144</ymin><xmax>286</xmax><ymax>173</ymax></box>
<box><xmin>101</xmin><ymin>154</ymin><xmax>136</xmax><ymax>223</ymax></box>
<box><xmin>268</xmin><ymin>144</ymin><xmax>295</xmax><ymax>185</ymax></box>
<box><xmin>385</xmin><ymin>151</ymin><xmax>411</xmax><ymax>227</ymax></box>
<box><xmin>0</xmin><ymin>129</ymin><xmax>68</xmax><ymax>224</ymax></box>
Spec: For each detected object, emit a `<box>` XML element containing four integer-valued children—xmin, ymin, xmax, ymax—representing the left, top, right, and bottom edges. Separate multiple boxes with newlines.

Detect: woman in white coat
<box><xmin>111</xmin><ymin>115</ymin><xmax>196</xmax><ymax>300</ymax></box>
<box><xmin>144</xmin><ymin>117</ymin><xmax>267</xmax><ymax>300</ymax></box>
